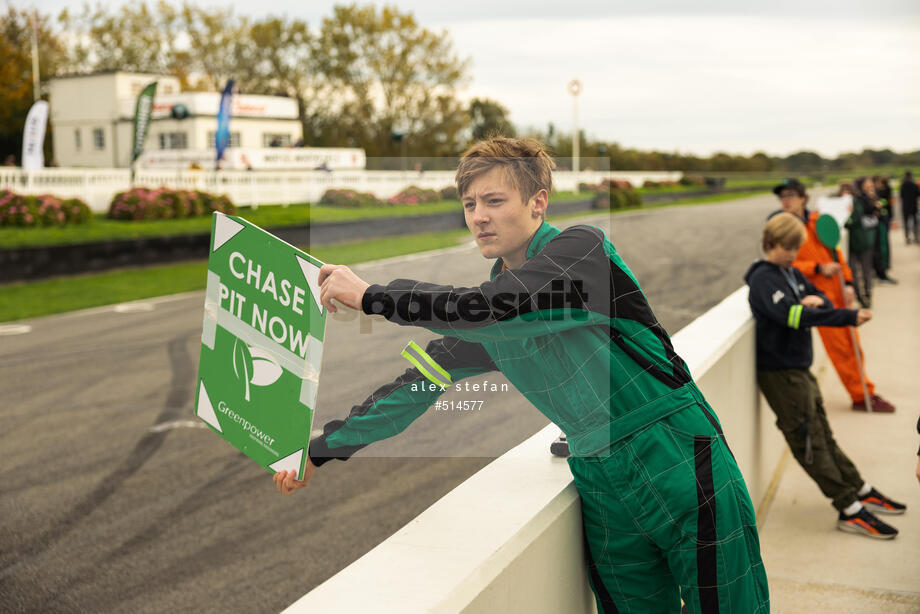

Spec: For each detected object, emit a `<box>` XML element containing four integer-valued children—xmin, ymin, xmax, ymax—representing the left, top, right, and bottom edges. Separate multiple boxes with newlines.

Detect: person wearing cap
<box><xmin>770</xmin><ymin>178</ymin><xmax>895</xmax><ymax>413</ymax></box>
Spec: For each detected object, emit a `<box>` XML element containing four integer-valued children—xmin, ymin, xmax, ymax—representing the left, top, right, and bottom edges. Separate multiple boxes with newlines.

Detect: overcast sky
<box><xmin>26</xmin><ymin>0</ymin><xmax>920</xmax><ymax>157</ymax></box>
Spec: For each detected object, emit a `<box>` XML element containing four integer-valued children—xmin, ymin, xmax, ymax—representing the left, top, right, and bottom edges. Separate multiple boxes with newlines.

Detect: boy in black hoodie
<box><xmin>745</xmin><ymin>213</ymin><xmax>906</xmax><ymax>539</ymax></box>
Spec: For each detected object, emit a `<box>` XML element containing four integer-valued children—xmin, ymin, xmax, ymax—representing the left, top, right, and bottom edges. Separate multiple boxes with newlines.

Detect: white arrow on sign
<box><xmin>296</xmin><ymin>255</ymin><xmax>325</xmax><ymax>314</ymax></box>
<box><xmin>269</xmin><ymin>448</ymin><xmax>304</xmax><ymax>475</ymax></box>
<box><xmin>212</xmin><ymin>213</ymin><xmax>244</xmax><ymax>252</ymax></box>
<box><xmin>196</xmin><ymin>380</ymin><xmax>222</xmax><ymax>432</ymax></box>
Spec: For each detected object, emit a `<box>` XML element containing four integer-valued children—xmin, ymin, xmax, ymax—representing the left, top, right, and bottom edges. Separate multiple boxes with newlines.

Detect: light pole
<box><xmin>30</xmin><ymin>10</ymin><xmax>40</xmax><ymax>103</ymax></box>
<box><xmin>568</xmin><ymin>79</ymin><xmax>582</xmax><ymax>192</ymax></box>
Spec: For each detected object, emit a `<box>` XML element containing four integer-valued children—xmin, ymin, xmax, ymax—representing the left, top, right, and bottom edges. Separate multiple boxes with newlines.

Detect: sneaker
<box><xmin>550</xmin><ymin>433</ymin><xmax>570</xmax><ymax>458</ymax></box>
<box><xmin>837</xmin><ymin>507</ymin><xmax>898</xmax><ymax>540</ymax></box>
<box><xmin>860</xmin><ymin>488</ymin><xmax>907</xmax><ymax>515</ymax></box>
<box><xmin>877</xmin><ymin>276</ymin><xmax>898</xmax><ymax>284</ymax></box>
<box><xmin>852</xmin><ymin>395</ymin><xmax>896</xmax><ymax>412</ymax></box>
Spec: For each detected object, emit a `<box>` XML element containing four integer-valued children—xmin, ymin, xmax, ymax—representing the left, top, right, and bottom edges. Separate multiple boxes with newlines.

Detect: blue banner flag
<box><xmin>215</xmin><ymin>79</ymin><xmax>235</xmax><ymax>169</ymax></box>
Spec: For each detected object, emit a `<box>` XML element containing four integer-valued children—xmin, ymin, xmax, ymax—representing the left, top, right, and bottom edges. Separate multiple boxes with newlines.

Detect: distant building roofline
<box><xmin>49</xmin><ymin>70</ymin><xmax>176</xmax><ymax>81</ymax></box>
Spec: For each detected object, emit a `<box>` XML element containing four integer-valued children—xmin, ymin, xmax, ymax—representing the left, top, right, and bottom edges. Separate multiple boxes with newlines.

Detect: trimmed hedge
<box><xmin>388</xmin><ymin>185</ymin><xmax>440</xmax><ymax>205</ymax></box>
<box><xmin>319</xmin><ymin>188</ymin><xmax>385</xmax><ymax>207</ymax></box>
<box><xmin>641</xmin><ymin>179</ymin><xmax>681</xmax><ymax>189</ymax></box>
<box><xmin>108</xmin><ymin>187</ymin><xmax>235</xmax><ymax>221</ymax></box>
<box><xmin>0</xmin><ymin>190</ymin><xmax>92</xmax><ymax>227</ymax></box>
<box><xmin>439</xmin><ymin>185</ymin><xmax>459</xmax><ymax>201</ymax></box>
<box><xmin>679</xmin><ymin>175</ymin><xmax>706</xmax><ymax>187</ymax></box>
<box><xmin>585</xmin><ymin>179</ymin><xmax>642</xmax><ymax>210</ymax></box>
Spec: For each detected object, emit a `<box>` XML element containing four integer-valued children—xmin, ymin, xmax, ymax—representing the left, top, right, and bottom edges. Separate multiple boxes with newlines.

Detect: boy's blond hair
<box><xmin>762</xmin><ymin>212</ymin><xmax>807</xmax><ymax>252</ymax></box>
<box><xmin>456</xmin><ymin>137</ymin><xmax>555</xmax><ymax>208</ymax></box>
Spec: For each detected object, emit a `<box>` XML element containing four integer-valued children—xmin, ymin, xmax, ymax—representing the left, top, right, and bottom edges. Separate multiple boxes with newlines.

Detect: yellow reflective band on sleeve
<box><xmin>401</xmin><ymin>340</ymin><xmax>453</xmax><ymax>388</ymax></box>
<box><xmin>787</xmin><ymin>305</ymin><xmax>803</xmax><ymax>329</ymax></box>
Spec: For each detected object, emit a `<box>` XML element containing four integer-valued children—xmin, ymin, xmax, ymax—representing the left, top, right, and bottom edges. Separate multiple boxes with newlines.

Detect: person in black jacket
<box><xmin>900</xmin><ymin>171</ymin><xmax>919</xmax><ymax>244</ymax></box>
<box><xmin>746</xmin><ymin>212</ymin><xmax>906</xmax><ymax>539</ymax></box>
<box><xmin>873</xmin><ymin>175</ymin><xmax>896</xmax><ymax>282</ymax></box>
<box><xmin>847</xmin><ymin>177</ymin><xmax>882</xmax><ymax>306</ymax></box>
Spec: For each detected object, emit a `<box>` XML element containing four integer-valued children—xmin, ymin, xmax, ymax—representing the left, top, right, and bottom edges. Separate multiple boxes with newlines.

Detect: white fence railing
<box><xmin>0</xmin><ymin>168</ymin><xmax>683</xmax><ymax>213</ymax></box>
<box><xmin>282</xmin><ymin>286</ymin><xmax>799</xmax><ymax>614</ymax></box>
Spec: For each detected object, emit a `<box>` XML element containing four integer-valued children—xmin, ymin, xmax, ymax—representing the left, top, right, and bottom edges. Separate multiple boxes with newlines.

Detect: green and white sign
<box><xmin>194</xmin><ymin>212</ymin><xmax>326</xmax><ymax>480</ymax></box>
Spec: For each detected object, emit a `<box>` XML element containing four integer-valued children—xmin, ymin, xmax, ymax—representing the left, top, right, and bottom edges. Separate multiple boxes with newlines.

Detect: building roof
<box><xmin>49</xmin><ymin>70</ymin><xmax>175</xmax><ymax>81</ymax></box>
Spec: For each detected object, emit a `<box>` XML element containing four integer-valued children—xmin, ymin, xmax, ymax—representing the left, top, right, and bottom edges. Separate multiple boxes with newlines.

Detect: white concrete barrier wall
<box><xmin>0</xmin><ymin>168</ymin><xmax>682</xmax><ymax>213</ymax></box>
<box><xmin>283</xmin><ymin>286</ymin><xmax>794</xmax><ymax>614</ymax></box>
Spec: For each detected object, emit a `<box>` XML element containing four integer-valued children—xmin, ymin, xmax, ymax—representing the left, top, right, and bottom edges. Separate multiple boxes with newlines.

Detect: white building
<box><xmin>48</xmin><ymin>71</ymin><xmax>364</xmax><ymax>170</ymax></box>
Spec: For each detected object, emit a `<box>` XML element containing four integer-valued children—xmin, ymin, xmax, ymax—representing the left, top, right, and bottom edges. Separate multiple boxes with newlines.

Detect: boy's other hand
<box><xmin>820</xmin><ymin>262</ymin><xmax>841</xmax><ymax>278</ymax></box>
<box><xmin>318</xmin><ymin>264</ymin><xmax>370</xmax><ymax>313</ymax></box>
<box><xmin>856</xmin><ymin>309</ymin><xmax>872</xmax><ymax>326</ymax></box>
<box><xmin>273</xmin><ymin>460</ymin><xmax>316</xmax><ymax>495</ymax></box>
<box><xmin>800</xmin><ymin>295</ymin><xmax>825</xmax><ymax>308</ymax></box>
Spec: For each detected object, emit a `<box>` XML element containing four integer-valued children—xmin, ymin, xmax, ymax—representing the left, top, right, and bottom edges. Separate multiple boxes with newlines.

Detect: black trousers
<box><xmin>848</xmin><ymin>249</ymin><xmax>873</xmax><ymax>306</ymax></box>
<box><xmin>904</xmin><ymin>210</ymin><xmax>918</xmax><ymax>243</ymax></box>
<box><xmin>758</xmin><ymin>368</ymin><xmax>864</xmax><ymax>511</ymax></box>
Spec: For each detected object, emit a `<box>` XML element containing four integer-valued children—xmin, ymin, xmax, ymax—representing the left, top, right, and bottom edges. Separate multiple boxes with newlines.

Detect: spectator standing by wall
<box><xmin>770</xmin><ymin>178</ymin><xmax>894</xmax><ymax>412</ymax></box>
<box><xmin>846</xmin><ymin>177</ymin><xmax>880</xmax><ymax>306</ymax></box>
<box><xmin>746</xmin><ymin>213</ymin><xmax>906</xmax><ymax>539</ymax></box>
<box><xmin>872</xmin><ymin>176</ymin><xmax>896</xmax><ymax>282</ymax></box>
<box><xmin>900</xmin><ymin>171</ymin><xmax>919</xmax><ymax>244</ymax></box>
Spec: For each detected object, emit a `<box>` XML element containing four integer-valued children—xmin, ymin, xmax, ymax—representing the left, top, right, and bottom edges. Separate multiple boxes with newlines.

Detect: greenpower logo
<box><xmin>233</xmin><ymin>338</ymin><xmax>283</xmax><ymax>401</ymax></box>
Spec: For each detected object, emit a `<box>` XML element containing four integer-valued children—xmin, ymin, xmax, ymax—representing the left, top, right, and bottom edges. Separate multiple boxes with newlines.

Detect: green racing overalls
<box><xmin>309</xmin><ymin>221</ymin><xmax>769</xmax><ymax>613</ymax></box>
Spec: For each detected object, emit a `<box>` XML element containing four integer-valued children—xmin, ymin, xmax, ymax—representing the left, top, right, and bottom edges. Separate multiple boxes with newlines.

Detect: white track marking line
<box><xmin>149</xmin><ymin>420</ymin><xmax>210</xmax><ymax>433</ymax></box>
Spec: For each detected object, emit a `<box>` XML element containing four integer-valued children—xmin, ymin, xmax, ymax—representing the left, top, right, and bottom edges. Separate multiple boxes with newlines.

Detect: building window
<box><xmin>158</xmin><ymin>132</ymin><xmax>188</xmax><ymax>150</ymax></box>
<box><xmin>74</xmin><ymin>129</ymin><xmax>81</xmax><ymax>151</ymax></box>
<box><xmin>208</xmin><ymin>131</ymin><xmax>241</xmax><ymax>149</ymax></box>
<box><xmin>262</xmin><ymin>133</ymin><xmax>292</xmax><ymax>147</ymax></box>
<box><xmin>93</xmin><ymin>128</ymin><xmax>105</xmax><ymax>150</ymax></box>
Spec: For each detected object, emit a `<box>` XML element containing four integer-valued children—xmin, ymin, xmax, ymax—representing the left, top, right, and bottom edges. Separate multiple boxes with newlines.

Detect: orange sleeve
<box><xmin>793</xmin><ymin>241</ymin><xmax>823</xmax><ymax>282</ymax></box>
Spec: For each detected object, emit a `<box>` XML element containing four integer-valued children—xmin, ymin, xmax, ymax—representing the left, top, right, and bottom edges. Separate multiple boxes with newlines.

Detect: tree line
<box><xmin>1</xmin><ymin>2</ymin><xmax>916</xmax><ymax>173</ymax></box>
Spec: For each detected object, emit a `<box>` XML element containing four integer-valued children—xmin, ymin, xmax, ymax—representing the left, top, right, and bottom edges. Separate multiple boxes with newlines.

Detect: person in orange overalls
<box><xmin>770</xmin><ymin>178</ymin><xmax>895</xmax><ymax>412</ymax></box>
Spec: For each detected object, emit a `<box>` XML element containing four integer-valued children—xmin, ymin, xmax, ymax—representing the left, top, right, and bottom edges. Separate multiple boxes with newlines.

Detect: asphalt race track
<box><xmin>0</xmin><ymin>193</ymin><xmax>779</xmax><ymax>613</ymax></box>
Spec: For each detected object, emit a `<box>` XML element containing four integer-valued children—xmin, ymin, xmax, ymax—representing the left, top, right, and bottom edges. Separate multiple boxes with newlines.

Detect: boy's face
<box><xmin>461</xmin><ymin>166</ymin><xmax>547</xmax><ymax>269</ymax></box>
<box><xmin>765</xmin><ymin>242</ymin><xmax>800</xmax><ymax>268</ymax></box>
<box><xmin>778</xmin><ymin>189</ymin><xmax>806</xmax><ymax>217</ymax></box>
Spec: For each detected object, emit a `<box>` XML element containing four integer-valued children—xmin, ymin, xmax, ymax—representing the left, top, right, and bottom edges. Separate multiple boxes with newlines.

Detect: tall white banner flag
<box><xmin>22</xmin><ymin>100</ymin><xmax>49</xmax><ymax>170</ymax></box>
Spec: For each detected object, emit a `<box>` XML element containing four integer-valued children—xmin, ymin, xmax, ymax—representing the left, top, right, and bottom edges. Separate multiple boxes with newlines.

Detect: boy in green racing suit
<box><xmin>276</xmin><ymin>137</ymin><xmax>770</xmax><ymax>613</ymax></box>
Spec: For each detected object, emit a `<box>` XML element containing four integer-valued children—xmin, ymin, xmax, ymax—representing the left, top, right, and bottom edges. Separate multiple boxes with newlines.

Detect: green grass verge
<box><xmin>0</xmin><ymin>229</ymin><xmax>473</xmax><ymax>323</ymax></box>
<box><xmin>0</xmin><ymin>189</ymin><xmax>773</xmax><ymax>324</ymax></box>
<box><xmin>0</xmin><ymin>191</ymin><xmax>593</xmax><ymax>250</ymax></box>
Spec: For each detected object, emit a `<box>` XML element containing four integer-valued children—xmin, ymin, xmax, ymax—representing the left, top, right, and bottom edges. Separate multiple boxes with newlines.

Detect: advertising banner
<box><xmin>21</xmin><ymin>100</ymin><xmax>48</xmax><ymax>170</ymax></box>
<box><xmin>194</xmin><ymin>213</ymin><xmax>326</xmax><ymax>479</ymax></box>
<box><xmin>215</xmin><ymin>80</ymin><xmax>235</xmax><ymax>166</ymax></box>
<box><xmin>131</xmin><ymin>81</ymin><xmax>158</xmax><ymax>164</ymax></box>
